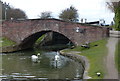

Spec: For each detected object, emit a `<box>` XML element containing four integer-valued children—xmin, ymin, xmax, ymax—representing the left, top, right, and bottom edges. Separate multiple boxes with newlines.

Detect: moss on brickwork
<box><xmin>0</xmin><ymin>37</ymin><xmax>16</xmax><ymax>47</ymax></box>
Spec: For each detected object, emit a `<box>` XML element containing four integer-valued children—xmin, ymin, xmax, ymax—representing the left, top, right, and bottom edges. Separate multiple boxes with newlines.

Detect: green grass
<box><xmin>0</xmin><ymin>37</ymin><xmax>16</xmax><ymax>47</ymax></box>
<box><xmin>62</xmin><ymin>39</ymin><xmax>108</xmax><ymax>79</ymax></box>
<box><xmin>115</xmin><ymin>40</ymin><xmax>120</xmax><ymax>72</ymax></box>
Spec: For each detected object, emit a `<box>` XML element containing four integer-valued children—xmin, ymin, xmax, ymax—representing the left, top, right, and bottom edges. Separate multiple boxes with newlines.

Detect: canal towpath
<box><xmin>104</xmin><ymin>37</ymin><xmax>119</xmax><ymax>79</ymax></box>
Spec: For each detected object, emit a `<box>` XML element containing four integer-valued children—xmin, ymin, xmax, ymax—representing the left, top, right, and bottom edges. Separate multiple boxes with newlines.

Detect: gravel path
<box><xmin>104</xmin><ymin>37</ymin><xmax>119</xmax><ymax>79</ymax></box>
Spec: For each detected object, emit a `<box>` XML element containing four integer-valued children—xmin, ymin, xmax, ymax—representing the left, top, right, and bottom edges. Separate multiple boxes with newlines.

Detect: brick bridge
<box><xmin>1</xmin><ymin>18</ymin><xmax>109</xmax><ymax>51</ymax></box>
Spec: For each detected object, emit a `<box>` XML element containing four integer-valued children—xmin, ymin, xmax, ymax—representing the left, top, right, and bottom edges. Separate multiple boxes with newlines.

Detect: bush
<box><xmin>114</xmin><ymin>7</ymin><xmax>120</xmax><ymax>31</ymax></box>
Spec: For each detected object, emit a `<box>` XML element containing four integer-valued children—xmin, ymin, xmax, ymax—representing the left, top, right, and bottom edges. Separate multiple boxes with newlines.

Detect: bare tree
<box><xmin>38</xmin><ymin>11</ymin><xmax>52</xmax><ymax>19</ymax></box>
<box><xmin>106</xmin><ymin>1</ymin><xmax>120</xmax><ymax>30</ymax></box>
<box><xmin>106</xmin><ymin>1</ymin><xmax>120</xmax><ymax>12</ymax></box>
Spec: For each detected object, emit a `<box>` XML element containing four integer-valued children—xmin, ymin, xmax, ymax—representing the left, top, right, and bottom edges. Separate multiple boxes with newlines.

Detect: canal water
<box><xmin>0</xmin><ymin>49</ymin><xmax>84</xmax><ymax>80</ymax></box>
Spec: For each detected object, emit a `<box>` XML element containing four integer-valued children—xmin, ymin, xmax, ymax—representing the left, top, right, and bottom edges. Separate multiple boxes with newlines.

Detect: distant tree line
<box><xmin>0</xmin><ymin>1</ymin><xmax>27</xmax><ymax>20</ymax></box>
<box><xmin>1</xmin><ymin>1</ymin><xmax>79</xmax><ymax>23</ymax></box>
<box><xmin>39</xmin><ymin>6</ymin><xmax>79</xmax><ymax>22</ymax></box>
<box><xmin>1</xmin><ymin>1</ymin><xmax>79</xmax><ymax>22</ymax></box>
<box><xmin>2</xmin><ymin>0</ymin><xmax>117</xmax><ymax>28</ymax></box>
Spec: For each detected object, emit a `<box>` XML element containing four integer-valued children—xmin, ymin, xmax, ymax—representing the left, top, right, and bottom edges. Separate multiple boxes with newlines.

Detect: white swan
<box><xmin>55</xmin><ymin>51</ymin><xmax>60</xmax><ymax>61</ymax></box>
<box><xmin>54</xmin><ymin>51</ymin><xmax>61</xmax><ymax>68</ymax></box>
<box><xmin>55</xmin><ymin>54</ymin><xmax>59</xmax><ymax>61</ymax></box>
<box><xmin>31</xmin><ymin>53</ymin><xmax>40</xmax><ymax>62</ymax></box>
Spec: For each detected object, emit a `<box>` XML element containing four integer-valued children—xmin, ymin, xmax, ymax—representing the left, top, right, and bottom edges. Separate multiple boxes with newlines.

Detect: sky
<box><xmin>2</xmin><ymin>0</ymin><xmax>115</xmax><ymax>24</ymax></box>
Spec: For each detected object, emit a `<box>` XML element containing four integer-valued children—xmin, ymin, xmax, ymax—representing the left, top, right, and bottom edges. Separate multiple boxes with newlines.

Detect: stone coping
<box><xmin>60</xmin><ymin>50</ymin><xmax>91</xmax><ymax>79</ymax></box>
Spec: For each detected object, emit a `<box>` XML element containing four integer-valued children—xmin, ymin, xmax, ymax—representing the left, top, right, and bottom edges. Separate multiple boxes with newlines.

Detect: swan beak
<box><xmin>37</xmin><ymin>53</ymin><xmax>40</xmax><ymax>56</ymax></box>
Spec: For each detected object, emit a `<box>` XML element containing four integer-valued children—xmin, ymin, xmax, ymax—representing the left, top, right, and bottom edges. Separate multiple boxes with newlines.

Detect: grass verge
<box><xmin>0</xmin><ymin>37</ymin><xmax>16</xmax><ymax>47</ymax></box>
<box><xmin>62</xmin><ymin>39</ymin><xmax>108</xmax><ymax>79</ymax></box>
<box><xmin>115</xmin><ymin>39</ymin><xmax>120</xmax><ymax>72</ymax></box>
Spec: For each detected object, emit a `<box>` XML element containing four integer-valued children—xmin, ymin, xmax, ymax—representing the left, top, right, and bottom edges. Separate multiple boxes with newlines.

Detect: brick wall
<box><xmin>1</xmin><ymin>18</ymin><xmax>109</xmax><ymax>50</ymax></box>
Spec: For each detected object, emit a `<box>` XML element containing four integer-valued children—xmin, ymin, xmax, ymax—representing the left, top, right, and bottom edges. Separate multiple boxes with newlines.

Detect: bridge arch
<box><xmin>19</xmin><ymin>30</ymin><xmax>75</xmax><ymax>49</ymax></box>
<box><xmin>1</xmin><ymin>19</ymin><xmax>109</xmax><ymax>52</ymax></box>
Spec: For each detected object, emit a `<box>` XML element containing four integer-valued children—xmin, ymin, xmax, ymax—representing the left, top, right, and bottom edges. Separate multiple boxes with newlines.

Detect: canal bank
<box><xmin>60</xmin><ymin>39</ymin><xmax>108</xmax><ymax>79</ymax></box>
<box><xmin>60</xmin><ymin>50</ymin><xmax>90</xmax><ymax>79</ymax></box>
<box><xmin>0</xmin><ymin>44</ymin><xmax>21</xmax><ymax>53</ymax></box>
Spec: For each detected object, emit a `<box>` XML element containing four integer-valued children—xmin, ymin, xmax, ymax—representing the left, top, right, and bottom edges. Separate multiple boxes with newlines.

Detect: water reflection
<box><xmin>1</xmin><ymin>50</ymin><xmax>84</xmax><ymax>79</ymax></box>
<box><xmin>50</xmin><ymin>51</ymin><xmax>67</xmax><ymax>69</ymax></box>
<box><xmin>53</xmin><ymin>52</ymin><xmax>61</xmax><ymax>68</ymax></box>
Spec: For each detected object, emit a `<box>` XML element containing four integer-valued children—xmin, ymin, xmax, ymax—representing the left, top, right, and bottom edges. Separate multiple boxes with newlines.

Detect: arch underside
<box><xmin>19</xmin><ymin>30</ymin><xmax>75</xmax><ymax>50</ymax></box>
